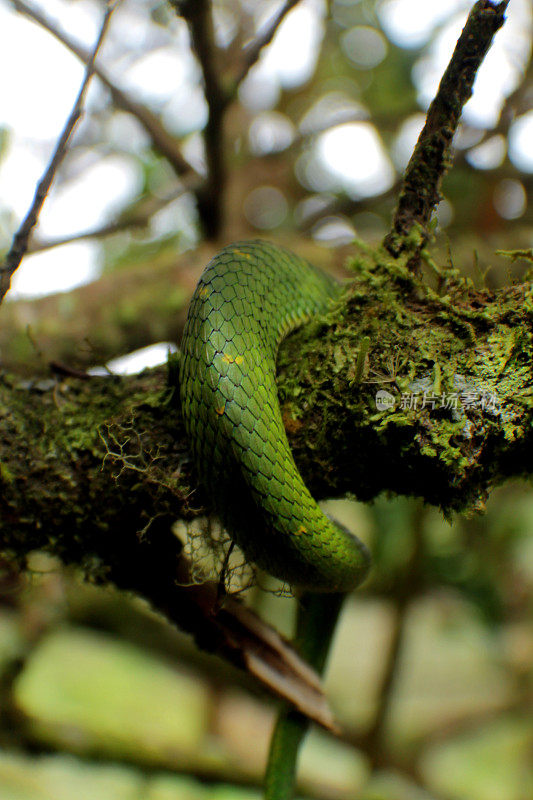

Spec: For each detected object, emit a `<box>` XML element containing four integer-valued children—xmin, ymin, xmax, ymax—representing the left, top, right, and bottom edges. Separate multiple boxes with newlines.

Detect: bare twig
<box><xmin>28</xmin><ymin>179</ymin><xmax>200</xmax><ymax>254</ymax></box>
<box><xmin>8</xmin><ymin>0</ymin><xmax>199</xmax><ymax>181</ymax></box>
<box><xmin>168</xmin><ymin>0</ymin><xmax>306</xmax><ymax>238</ymax></box>
<box><xmin>298</xmin><ymin>181</ymin><xmax>401</xmax><ymax>232</ymax></box>
<box><xmin>384</xmin><ymin>0</ymin><xmax>511</xmax><ymax>267</ymax></box>
<box><xmin>28</xmin><ymin>220</ymin><xmax>149</xmax><ymax>255</ymax></box>
<box><xmin>361</xmin><ymin>598</ymin><xmax>410</xmax><ymax>765</ymax></box>
<box><xmin>232</xmin><ymin>0</ymin><xmax>302</xmax><ymax>90</ymax></box>
<box><xmin>172</xmin><ymin>0</ymin><xmax>226</xmax><ymax>238</ymax></box>
<box><xmin>0</xmin><ymin>1</ymin><xmax>119</xmax><ymax>305</ymax></box>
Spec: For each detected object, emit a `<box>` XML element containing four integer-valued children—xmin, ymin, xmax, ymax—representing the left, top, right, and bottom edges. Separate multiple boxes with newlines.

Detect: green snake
<box><xmin>180</xmin><ymin>240</ymin><xmax>370</xmax><ymax>799</ymax></box>
<box><xmin>180</xmin><ymin>240</ymin><xmax>369</xmax><ymax>593</ymax></box>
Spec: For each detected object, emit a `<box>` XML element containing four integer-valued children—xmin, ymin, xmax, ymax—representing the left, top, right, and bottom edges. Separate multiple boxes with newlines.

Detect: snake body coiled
<box><xmin>180</xmin><ymin>241</ymin><xmax>369</xmax><ymax>592</ymax></box>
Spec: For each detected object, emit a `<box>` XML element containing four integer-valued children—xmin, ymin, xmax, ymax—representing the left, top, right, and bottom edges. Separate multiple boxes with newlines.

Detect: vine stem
<box><xmin>264</xmin><ymin>591</ymin><xmax>345</xmax><ymax>800</ymax></box>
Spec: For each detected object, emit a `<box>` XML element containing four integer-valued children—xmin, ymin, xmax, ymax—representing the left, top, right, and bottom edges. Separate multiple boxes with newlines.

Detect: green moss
<box><xmin>0</xmin><ymin>368</ymin><xmax>193</xmax><ymax>577</ymax></box>
<box><xmin>277</xmin><ymin>244</ymin><xmax>533</xmax><ymax>515</ymax></box>
<box><xmin>0</xmin><ymin>461</ymin><xmax>14</xmax><ymax>484</ymax></box>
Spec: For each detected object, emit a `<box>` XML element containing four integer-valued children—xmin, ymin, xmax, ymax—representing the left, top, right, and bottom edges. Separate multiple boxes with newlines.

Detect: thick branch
<box><xmin>2</xmin><ymin>255</ymin><xmax>533</xmax><ymax>568</ymax></box>
<box><xmin>384</xmin><ymin>0</ymin><xmax>510</xmax><ymax>263</ymax></box>
<box><xmin>2</xmin><ymin>254</ymin><xmax>533</xmax><ymax>513</ymax></box>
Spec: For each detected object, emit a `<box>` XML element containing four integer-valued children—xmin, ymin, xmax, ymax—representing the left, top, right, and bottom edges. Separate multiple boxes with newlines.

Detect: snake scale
<box><xmin>180</xmin><ymin>240</ymin><xmax>369</xmax><ymax>593</ymax></box>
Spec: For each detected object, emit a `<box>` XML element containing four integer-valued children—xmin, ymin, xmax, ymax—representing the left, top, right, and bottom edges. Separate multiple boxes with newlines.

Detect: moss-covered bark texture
<box><xmin>279</xmin><ymin>243</ymin><xmax>533</xmax><ymax>515</ymax></box>
<box><xmin>2</xmin><ymin>242</ymin><xmax>533</xmax><ymax>584</ymax></box>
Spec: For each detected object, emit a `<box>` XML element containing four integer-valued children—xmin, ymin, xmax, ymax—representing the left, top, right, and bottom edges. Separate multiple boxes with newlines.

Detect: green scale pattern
<box><xmin>180</xmin><ymin>241</ymin><xmax>369</xmax><ymax>592</ymax></box>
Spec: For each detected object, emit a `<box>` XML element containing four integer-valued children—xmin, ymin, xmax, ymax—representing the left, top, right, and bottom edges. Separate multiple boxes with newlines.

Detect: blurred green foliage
<box><xmin>0</xmin><ymin>483</ymin><xmax>531</xmax><ymax>799</ymax></box>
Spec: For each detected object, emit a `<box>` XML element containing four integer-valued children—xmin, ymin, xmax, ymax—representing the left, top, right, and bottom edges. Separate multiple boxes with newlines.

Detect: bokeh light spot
<box><xmin>493</xmin><ymin>179</ymin><xmax>526</xmax><ymax>220</ymax></box>
<box><xmin>243</xmin><ymin>186</ymin><xmax>288</xmax><ymax>229</ymax></box>
<box><xmin>509</xmin><ymin>111</ymin><xmax>533</xmax><ymax>173</ymax></box>
<box><xmin>341</xmin><ymin>26</ymin><xmax>387</xmax><ymax>69</ymax></box>
<box><xmin>317</xmin><ymin>123</ymin><xmax>394</xmax><ymax>198</ymax></box>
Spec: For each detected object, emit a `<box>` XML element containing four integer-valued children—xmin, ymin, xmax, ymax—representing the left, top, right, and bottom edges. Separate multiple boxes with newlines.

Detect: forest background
<box><xmin>0</xmin><ymin>1</ymin><xmax>532</xmax><ymax>799</ymax></box>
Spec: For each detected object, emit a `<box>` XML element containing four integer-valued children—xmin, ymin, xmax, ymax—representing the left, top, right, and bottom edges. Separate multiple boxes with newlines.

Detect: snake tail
<box><xmin>264</xmin><ymin>591</ymin><xmax>344</xmax><ymax>800</ymax></box>
<box><xmin>180</xmin><ymin>240</ymin><xmax>370</xmax><ymax>593</ymax></box>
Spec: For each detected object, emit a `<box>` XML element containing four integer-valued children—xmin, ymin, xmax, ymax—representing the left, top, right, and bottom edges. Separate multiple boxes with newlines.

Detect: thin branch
<box><xmin>8</xmin><ymin>0</ymin><xmax>199</xmax><ymax>181</ymax></box>
<box><xmin>28</xmin><ymin>180</ymin><xmax>200</xmax><ymax>254</ymax></box>
<box><xmin>0</xmin><ymin>1</ymin><xmax>118</xmax><ymax>306</ymax></box>
<box><xmin>361</xmin><ymin>599</ymin><xmax>410</xmax><ymax>763</ymax></box>
<box><xmin>172</xmin><ymin>0</ymin><xmax>227</xmax><ymax>238</ymax></box>
<box><xmin>232</xmin><ymin>0</ymin><xmax>302</xmax><ymax>90</ymax></box>
<box><xmin>353</xmin><ymin>504</ymin><xmax>426</xmax><ymax>769</ymax></box>
<box><xmin>28</xmin><ymin>220</ymin><xmax>151</xmax><ymax>255</ymax></box>
<box><xmin>298</xmin><ymin>181</ymin><xmax>401</xmax><ymax>232</ymax></box>
<box><xmin>383</xmin><ymin>0</ymin><xmax>511</xmax><ymax>266</ymax></box>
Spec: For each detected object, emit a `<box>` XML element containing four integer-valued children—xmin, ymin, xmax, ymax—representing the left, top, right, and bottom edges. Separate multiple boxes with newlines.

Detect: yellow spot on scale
<box><xmin>199</xmin><ymin>286</ymin><xmax>209</xmax><ymax>297</ymax></box>
<box><xmin>296</xmin><ymin>525</ymin><xmax>307</xmax><ymax>536</ymax></box>
<box><xmin>221</xmin><ymin>353</ymin><xmax>244</xmax><ymax>365</ymax></box>
<box><xmin>215</xmin><ymin>405</ymin><xmax>226</xmax><ymax>416</ymax></box>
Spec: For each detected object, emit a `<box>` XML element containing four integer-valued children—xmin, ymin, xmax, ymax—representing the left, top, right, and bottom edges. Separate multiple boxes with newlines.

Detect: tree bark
<box><xmin>2</xmin><ymin>247</ymin><xmax>533</xmax><ymax>555</ymax></box>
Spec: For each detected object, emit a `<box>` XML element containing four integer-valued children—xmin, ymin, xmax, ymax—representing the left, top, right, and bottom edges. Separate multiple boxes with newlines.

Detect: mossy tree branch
<box><xmin>277</xmin><ymin>246</ymin><xmax>533</xmax><ymax>515</ymax></box>
<box><xmin>1</xmin><ymin>251</ymin><xmax>533</xmax><ymax>662</ymax></box>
